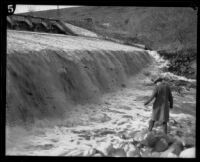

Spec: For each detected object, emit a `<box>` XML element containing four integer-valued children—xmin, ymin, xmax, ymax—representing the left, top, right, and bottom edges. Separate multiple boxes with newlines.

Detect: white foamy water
<box><xmin>147</xmin><ymin>50</ymin><xmax>196</xmax><ymax>83</ymax></box>
<box><xmin>6</xmin><ymin>30</ymin><xmax>196</xmax><ymax>156</ymax></box>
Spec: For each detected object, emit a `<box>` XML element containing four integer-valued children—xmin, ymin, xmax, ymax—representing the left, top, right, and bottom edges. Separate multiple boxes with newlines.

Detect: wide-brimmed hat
<box><xmin>154</xmin><ymin>77</ymin><xmax>163</xmax><ymax>84</ymax></box>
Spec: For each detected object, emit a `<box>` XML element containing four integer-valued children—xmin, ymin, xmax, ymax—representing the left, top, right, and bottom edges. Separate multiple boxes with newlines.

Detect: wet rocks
<box><xmin>140</xmin><ymin>146</ymin><xmax>152</xmax><ymax>157</ymax></box>
<box><xmin>126</xmin><ymin>144</ymin><xmax>140</xmax><ymax>157</ymax></box>
<box><xmin>66</xmin><ymin>150</ymin><xmax>84</xmax><ymax>156</ymax></box>
<box><xmin>83</xmin><ymin>147</ymin><xmax>96</xmax><ymax>156</ymax></box>
<box><xmin>142</xmin><ymin>132</ymin><xmax>160</xmax><ymax>147</ymax></box>
<box><xmin>110</xmin><ymin>148</ymin><xmax>126</xmax><ymax>157</ymax></box>
<box><xmin>171</xmin><ymin>141</ymin><xmax>183</xmax><ymax>155</ymax></box>
<box><xmin>90</xmin><ymin>126</ymin><xmax>195</xmax><ymax>158</ymax></box>
<box><xmin>132</xmin><ymin>129</ymin><xmax>149</xmax><ymax>142</ymax></box>
<box><xmin>95</xmin><ymin>142</ymin><xmax>114</xmax><ymax>156</ymax></box>
<box><xmin>154</xmin><ymin>138</ymin><xmax>168</xmax><ymax>152</ymax></box>
<box><xmin>167</xmin><ymin>152</ymin><xmax>178</xmax><ymax>157</ymax></box>
<box><xmin>160</xmin><ymin>140</ymin><xmax>183</xmax><ymax>157</ymax></box>
<box><xmin>179</xmin><ymin>147</ymin><xmax>195</xmax><ymax>158</ymax></box>
<box><xmin>151</xmin><ymin>152</ymin><xmax>161</xmax><ymax>157</ymax></box>
<box><xmin>93</xmin><ymin>153</ymin><xmax>102</xmax><ymax>157</ymax></box>
<box><xmin>182</xmin><ymin>137</ymin><xmax>195</xmax><ymax>148</ymax></box>
<box><xmin>124</xmin><ymin>130</ymin><xmax>139</xmax><ymax>139</ymax></box>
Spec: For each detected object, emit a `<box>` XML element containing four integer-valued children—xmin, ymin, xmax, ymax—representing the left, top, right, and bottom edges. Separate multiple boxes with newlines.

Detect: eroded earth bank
<box><xmin>6</xmin><ymin>30</ymin><xmax>196</xmax><ymax>157</ymax></box>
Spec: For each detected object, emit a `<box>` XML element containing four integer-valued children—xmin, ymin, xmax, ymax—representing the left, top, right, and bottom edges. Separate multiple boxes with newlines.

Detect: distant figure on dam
<box><xmin>144</xmin><ymin>77</ymin><xmax>173</xmax><ymax>134</ymax></box>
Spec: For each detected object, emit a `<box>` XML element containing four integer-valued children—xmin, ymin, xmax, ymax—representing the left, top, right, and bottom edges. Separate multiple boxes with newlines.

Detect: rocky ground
<box><xmin>6</xmin><ymin>51</ymin><xmax>196</xmax><ymax>157</ymax></box>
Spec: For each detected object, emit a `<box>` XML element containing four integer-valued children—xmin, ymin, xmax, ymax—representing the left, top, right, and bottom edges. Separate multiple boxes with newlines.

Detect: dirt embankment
<box><xmin>6</xmin><ymin>30</ymin><xmax>153</xmax><ymax>126</ymax></box>
<box><xmin>25</xmin><ymin>7</ymin><xmax>197</xmax><ymax>52</ymax></box>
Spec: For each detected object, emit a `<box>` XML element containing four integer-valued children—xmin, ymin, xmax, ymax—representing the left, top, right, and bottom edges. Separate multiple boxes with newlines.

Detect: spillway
<box><xmin>6</xmin><ymin>30</ymin><xmax>153</xmax><ymax>125</ymax></box>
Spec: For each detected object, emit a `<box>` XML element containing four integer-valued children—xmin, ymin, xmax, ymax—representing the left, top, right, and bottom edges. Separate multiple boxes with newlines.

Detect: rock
<box><xmin>171</xmin><ymin>141</ymin><xmax>183</xmax><ymax>156</ymax></box>
<box><xmin>123</xmin><ymin>144</ymin><xmax>130</xmax><ymax>153</ymax></box>
<box><xmin>126</xmin><ymin>149</ymin><xmax>140</xmax><ymax>157</ymax></box>
<box><xmin>114</xmin><ymin>141</ymin><xmax>126</xmax><ymax>150</ymax></box>
<box><xmin>167</xmin><ymin>152</ymin><xmax>178</xmax><ymax>158</ymax></box>
<box><xmin>132</xmin><ymin>129</ymin><xmax>148</xmax><ymax>142</ymax></box>
<box><xmin>179</xmin><ymin>147</ymin><xmax>195</xmax><ymax>158</ymax></box>
<box><xmin>126</xmin><ymin>144</ymin><xmax>140</xmax><ymax>157</ymax></box>
<box><xmin>110</xmin><ymin>148</ymin><xmax>126</xmax><ymax>157</ymax></box>
<box><xmin>154</xmin><ymin>138</ymin><xmax>168</xmax><ymax>152</ymax></box>
<box><xmin>151</xmin><ymin>152</ymin><xmax>161</xmax><ymax>157</ymax></box>
<box><xmin>143</xmin><ymin>131</ymin><xmax>160</xmax><ymax>147</ymax></box>
<box><xmin>124</xmin><ymin>143</ymin><xmax>136</xmax><ymax>152</ymax></box>
<box><xmin>93</xmin><ymin>153</ymin><xmax>102</xmax><ymax>157</ymax></box>
<box><xmin>67</xmin><ymin>150</ymin><xmax>84</xmax><ymax>156</ymax></box>
<box><xmin>126</xmin><ymin>130</ymin><xmax>139</xmax><ymax>139</ymax></box>
<box><xmin>182</xmin><ymin>137</ymin><xmax>195</xmax><ymax>148</ymax></box>
<box><xmin>83</xmin><ymin>148</ymin><xmax>96</xmax><ymax>156</ymax></box>
<box><xmin>95</xmin><ymin>142</ymin><xmax>114</xmax><ymax>156</ymax></box>
<box><xmin>140</xmin><ymin>147</ymin><xmax>152</xmax><ymax>157</ymax></box>
<box><xmin>166</xmin><ymin>134</ymin><xmax>176</xmax><ymax>145</ymax></box>
<box><xmin>160</xmin><ymin>140</ymin><xmax>183</xmax><ymax>157</ymax></box>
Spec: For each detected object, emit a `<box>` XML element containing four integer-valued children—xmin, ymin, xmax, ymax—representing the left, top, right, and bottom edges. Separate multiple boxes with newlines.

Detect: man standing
<box><xmin>144</xmin><ymin>77</ymin><xmax>173</xmax><ymax>134</ymax></box>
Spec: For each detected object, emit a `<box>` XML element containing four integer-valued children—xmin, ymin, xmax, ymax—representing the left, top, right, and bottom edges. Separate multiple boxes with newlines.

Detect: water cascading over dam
<box><xmin>6</xmin><ymin>30</ymin><xmax>153</xmax><ymax>126</ymax></box>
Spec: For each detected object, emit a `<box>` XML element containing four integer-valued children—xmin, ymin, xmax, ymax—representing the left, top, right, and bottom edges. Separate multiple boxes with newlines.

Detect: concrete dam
<box><xmin>6</xmin><ymin>30</ymin><xmax>153</xmax><ymax>126</ymax></box>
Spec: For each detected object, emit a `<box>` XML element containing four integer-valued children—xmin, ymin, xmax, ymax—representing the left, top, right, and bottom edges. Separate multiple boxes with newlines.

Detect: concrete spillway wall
<box><xmin>6</xmin><ymin>30</ymin><xmax>153</xmax><ymax>125</ymax></box>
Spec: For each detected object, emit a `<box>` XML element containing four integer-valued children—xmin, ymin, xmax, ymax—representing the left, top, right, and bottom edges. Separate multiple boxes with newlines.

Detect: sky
<box><xmin>15</xmin><ymin>5</ymin><xmax>80</xmax><ymax>13</ymax></box>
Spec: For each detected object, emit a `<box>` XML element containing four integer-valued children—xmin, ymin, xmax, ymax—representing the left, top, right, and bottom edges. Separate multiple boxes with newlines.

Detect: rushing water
<box><xmin>6</xmin><ymin>49</ymin><xmax>196</xmax><ymax>156</ymax></box>
<box><xmin>6</xmin><ymin>30</ymin><xmax>196</xmax><ymax>156</ymax></box>
<box><xmin>147</xmin><ymin>50</ymin><xmax>196</xmax><ymax>83</ymax></box>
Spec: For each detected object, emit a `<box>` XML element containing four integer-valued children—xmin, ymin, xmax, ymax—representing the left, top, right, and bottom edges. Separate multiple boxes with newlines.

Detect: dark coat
<box><xmin>145</xmin><ymin>82</ymin><xmax>173</xmax><ymax>122</ymax></box>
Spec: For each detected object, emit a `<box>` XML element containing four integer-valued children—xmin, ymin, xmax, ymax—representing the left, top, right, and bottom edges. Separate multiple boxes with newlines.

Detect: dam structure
<box><xmin>6</xmin><ymin>29</ymin><xmax>153</xmax><ymax>126</ymax></box>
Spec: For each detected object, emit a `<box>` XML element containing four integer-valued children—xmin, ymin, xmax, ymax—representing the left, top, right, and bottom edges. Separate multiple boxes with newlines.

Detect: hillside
<box><xmin>22</xmin><ymin>6</ymin><xmax>197</xmax><ymax>52</ymax></box>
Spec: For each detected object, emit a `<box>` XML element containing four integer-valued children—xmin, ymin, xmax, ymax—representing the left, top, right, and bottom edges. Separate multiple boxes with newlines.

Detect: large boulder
<box><xmin>160</xmin><ymin>140</ymin><xmax>183</xmax><ymax>157</ymax></box>
<box><xmin>95</xmin><ymin>142</ymin><xmax>114</xmax><ymax>156</ymax></box>
<box><xmin>142</xmin><ymin>131</ymin><xmax>170</xmax><ymax>148</ymax></box>
<box><xmin>154</xmin><ymin>138</ymin><xmax>168</xmax><ymax>152</ymax></box>
<box><xmin>172</xmin><ymin>141</ymin><xmax>184</xmax><ymax>156</ymax></box>
<box><xmin>179</xmin><ymin>147</ymin><xmax>195</xmax><ymax>158</ymax></box>
<box><xmin>143</xmin><ymin>132</ymin><xmax>159</xmax><ymax>147</ymax></box>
